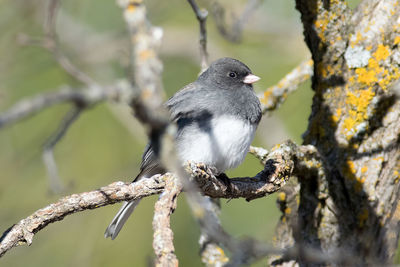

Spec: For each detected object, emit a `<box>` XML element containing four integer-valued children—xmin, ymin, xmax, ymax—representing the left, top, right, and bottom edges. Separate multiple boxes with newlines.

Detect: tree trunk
<box><xmin>275</xmin><ymin>0</ymin><xmax>400</xmax><ymax>265</ymax></box>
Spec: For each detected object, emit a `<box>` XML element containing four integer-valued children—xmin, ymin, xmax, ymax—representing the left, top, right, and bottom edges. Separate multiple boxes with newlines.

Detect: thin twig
<box><xmin>0</xmin><ymin>82</ymin><xmax>130</xmax><ymax>129</ymax></box>
<box><xmin>231</xmin><ymin>0</ymin><xmax>262</xmax><ymax>40</ymax></box>
<box><xmin>42</xmin><ymin>107</ymin><xmax>82</xmax><ymax>193</ymax></box>
<box><xmin>187</xmin><ymin>0</ymin><xmax>209</xmax><ymax>71</ymax></box>
<box><xmin>44</xmin><ymin>0</ymin><xmax>61</xmax><ymax>38</ymax></box>
<box><xmin>17</xmin><ymin>0</ymin><xmax>96</xmax><ymax>86</ymax></box>
<box><xmin>206</xmin><ymin>0</ymin><xmax>263</xmax><ymax>43</ymax></box>
<box><xmin>17</xmin><ymin>35</ymin><xmax>96</xmax><ymax>86</ymax></box>
<box><xmin>44</xmin><ymin>0</ymin><xmax>96</xmax><ymax>86</ymax></box>
<box><xmin>259</xmin><ymin>59</ymin><xmax>313</xmax><ymax>114</ymax></box>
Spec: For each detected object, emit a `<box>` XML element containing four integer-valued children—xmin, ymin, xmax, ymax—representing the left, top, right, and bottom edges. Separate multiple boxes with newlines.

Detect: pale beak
<box><xmin>243</xmin><ymin>74</ymin><xmax>260</xmax><ymax>84</ymax></box>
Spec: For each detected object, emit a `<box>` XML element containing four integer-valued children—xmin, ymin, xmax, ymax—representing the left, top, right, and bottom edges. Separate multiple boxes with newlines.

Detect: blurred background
<box><xmin>0</xmin><ymin>0</ymin><xmax>323</xmax><ymax>266</ymax></box>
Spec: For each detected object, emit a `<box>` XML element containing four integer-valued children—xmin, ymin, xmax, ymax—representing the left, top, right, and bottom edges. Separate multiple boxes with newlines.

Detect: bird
<box><xmin>104</xmin><ymin>57</ymin><xmax>262</xmax><ymax>240</ymax></box>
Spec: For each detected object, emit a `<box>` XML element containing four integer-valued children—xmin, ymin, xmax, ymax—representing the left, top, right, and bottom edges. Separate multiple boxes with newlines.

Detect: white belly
<box><xmin>176</xmin><ymin>115</ymin><xmax>257</xmax><ymax>173</ymax></box>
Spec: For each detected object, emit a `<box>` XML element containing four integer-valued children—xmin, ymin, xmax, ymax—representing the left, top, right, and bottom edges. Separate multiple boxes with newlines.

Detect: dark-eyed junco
<box><xmin>104</xmin><ymin>57</ymin><xmax>261</xmax><ymax>239</ymax></box>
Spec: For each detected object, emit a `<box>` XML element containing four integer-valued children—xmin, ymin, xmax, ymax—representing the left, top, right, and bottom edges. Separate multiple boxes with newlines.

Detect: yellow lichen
<box><xmin>278</xmin><ymin>192</ymin><xmax>286</xmax><ymax>202</ymax></box>
<box><xmin>347</xmin><ymin>160</ymin><xmax>356</xmax><ymax>174</ymax></box>
<box><xmin>342</xmin><ymin>88</ymin><xmax>375</xmax><ymax>138</ymax></box>
<box><xmin>127</xmin><ymin>0</ymin><xmax>142</xmax><ymax>11</ymax></box>
<box><xmin>141</xmin><ymin>88</ymin><xmax>153</xmax><ymax>100</ymax></box>
<box><xmin>332</xmin><ymin>108</ymin><xmax>342</xmax><ymax>123</ymax></box>
<box><xmin>314</xmin><ymin>18</ymin><xmax>328</xmax><ymax>43</ymax></box>
<box><xmin>395</xmin><ymin>36</ymin><xmax>400</xmax><ymax>45</ymax></box>
<box><xmin>261</xmin><ymin>90</ymin><xmax>272</xmax><ymax>105</ymax></box>
<box><xmin>361</xmin><ymin>166</ymin><xmax>368</xmax><ymax>173</ymax></box>
<box><xmin>138</xmin><ymin>49</ymin><xmax>155</xmax><ymax>61</ymax></box>
<box><xmin>284</xmin><ymin>207</ymin><xmax>292</xmax><ymax>214</ymax></box>
<box><xmin>394</xmin><ymin>170</ymin><xmax>400</xmax><ymax>183</ymax></box>
<box><xmin>355</xmin><ymin>68</ymin><xmax>377</xmax><ymax>85</ymax></box>
<box><xmin>127</xmin><ymin>4</ymin><xmax>136</xmax><ymax>12</ymax></box>
<box><xmin>272</xmin><ymin>143</ymin><xmax>281</xmax><ymax>150</ymax></box>
<box><xmin>352</xmin><ymin>44</ymin><xmax>398</xmax><ymax>91</ymax></box>
<box><xmin>373</xmin><ymin>44</ymin><xmax>390</xmax><ymax>61</ymax></box>
<box><xmin>343</xmin><ymin>117</ymin><xmax>356</xmax><ymax>136</ymax></box>
<box><xmin>374</xmin><ymin>156</ymin><xmax>384</xmax><ymax>162</ymax></box>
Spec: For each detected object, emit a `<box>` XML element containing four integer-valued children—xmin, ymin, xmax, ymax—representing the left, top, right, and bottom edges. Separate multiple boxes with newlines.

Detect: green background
<box><xmin>0</xmin><ymin>0</ymin><xmax>365</xmax><ymax>266</ymax></box>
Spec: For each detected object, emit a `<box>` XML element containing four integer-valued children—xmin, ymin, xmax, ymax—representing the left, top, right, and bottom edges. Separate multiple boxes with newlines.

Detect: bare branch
<box><xmin>230</xmin><ymin>0</ymin><xmax>262</xmax><ymax>41</ymax></box>
<box><xmin>44</xmin><ymin>0</ymin><xmax>60</xmax><ymax>38</ymax></box>
<box><xmin>187</xmin><ymin>0</ymin><xmax>209</xmax><ymax>71</ymax></box>
<box><xmin>16</xmin><ymin>0</ymin><xmax>96</xmax><ymax>86</ymax></box>
<box><xmin>17</xmin><ymin>34</ymin><xmax>96</xmax><ymax>86</ymax></box>
<box><xmin>259</xmin><ymin>59</ymin><xmax>313</xmax><ymax>114</ymax></box>
<box><xmin>0</xmin><ymin>174</ymin><xmax>168</xmax><ymax>258</ymax></box>
<box><xmin>205</xmin><ymin>0</ymin><xmax>263</xmax><ymax>43</ymax></box>
<box><xmin>45</xmin><ymin>0</ymin><xmax>95</xmax><ymax>85</ymax></box>
<box><xmin>0</xmin><ymin>82</ymin><xmax>131</xmax><ymax>129</ymax></box>
<box><xmin>152</xmin><ymin>177</ymin><xmax>182</xmax><ymax>267</ymax></box>
<box><xmin>42</xmin><ymin>107</ymin><xmax>82</xmax><ymax>193</ymax></box>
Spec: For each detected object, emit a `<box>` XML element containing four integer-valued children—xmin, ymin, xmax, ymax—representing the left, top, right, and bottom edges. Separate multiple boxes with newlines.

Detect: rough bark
<box><xmin>274</xmin><ymin>0</ymin><xmax>400</xmax><ymax>265</ymax></box>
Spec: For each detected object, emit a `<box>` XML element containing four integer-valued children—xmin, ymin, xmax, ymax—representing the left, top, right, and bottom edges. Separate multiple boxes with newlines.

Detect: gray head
<box><xmin>198</xmin><ymin>57</ymin><xmax>260</xmax><ymax>90</ymax></box>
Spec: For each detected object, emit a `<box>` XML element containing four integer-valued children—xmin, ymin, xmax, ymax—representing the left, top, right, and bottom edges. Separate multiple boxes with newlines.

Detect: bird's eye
<box><xmin>228</xmin><ymin>72</ymin><xmax>237</xmax><ymax>78</ymax></box>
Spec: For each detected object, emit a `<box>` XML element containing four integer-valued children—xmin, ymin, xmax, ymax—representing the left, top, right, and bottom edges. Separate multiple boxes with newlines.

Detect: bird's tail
<box><xmin>104</xmin><ymin>200</ymin><xmax>140</xmax><ymax>240</ymax></box>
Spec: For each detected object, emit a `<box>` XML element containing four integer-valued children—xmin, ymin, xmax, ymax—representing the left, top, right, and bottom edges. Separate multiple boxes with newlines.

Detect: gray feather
<box><xmin>104</xmin><ymin>200</ymin><xmax>140</xmax><ymax>240</ymax></box>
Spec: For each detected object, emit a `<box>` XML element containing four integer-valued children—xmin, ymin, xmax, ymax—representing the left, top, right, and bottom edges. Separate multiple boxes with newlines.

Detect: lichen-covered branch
<box><xmin>153</xmin><ymin>177</ymin><xmax>182</xmax><ymax>267</ymax></box>
<box><xmin>117</xmin><ymin>0</ymin><xmax>168</xmax><ymax>132</ymax></box>
<box><xmin>259</xmin><ymin>59</ymin><xmax>313</xmax><ymax>114</ymax></box>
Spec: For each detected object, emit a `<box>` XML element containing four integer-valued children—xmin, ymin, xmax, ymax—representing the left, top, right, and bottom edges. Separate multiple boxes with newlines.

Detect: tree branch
<box><xmin>17</xmin><ymin>34</ymin><xmax>96</xmax><ymax>86</ymax></box>
<box><xmin>205</xmin><ymin>0</ymin><xmax>263</xmax><ymax>43</ymax></box>
<box><xmin>117</xmin><ymin>0</ymin><xmax>168</xmax><ymax>132</ymax></box>
<box><xmin>187</xmin><ymin>0</ymin><xmax>209</xmax><ymax>71</ymax></box>
<box><xmin>152</xmin><ymin>176</ymin><xmax>181</xmax><ymax>267</ymax></box>
<box><xmin>0</xmin><ymin>174</ymin><xmax>168</xmax><ymax>258</ymax></box>
<box><xmin>0</xmin><ymin>82</ymin><xmax>131</xmax><ymax>129</ymax></box>
<box><xmin>259</xmin><ymin>59</ymin><xmax>313</xmax><ymax>114</ymax></box>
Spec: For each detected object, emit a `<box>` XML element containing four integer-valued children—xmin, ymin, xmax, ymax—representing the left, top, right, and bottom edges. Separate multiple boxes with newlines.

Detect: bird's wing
<box><xmin>165</xmin><ymin>82</ymin><xmax>212</xmax><ymax>121</ymax></box>
<box><xmin>133</xmin><ymin>142</ymin><xmax>165</xmax><ymax>182</ymax></box>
